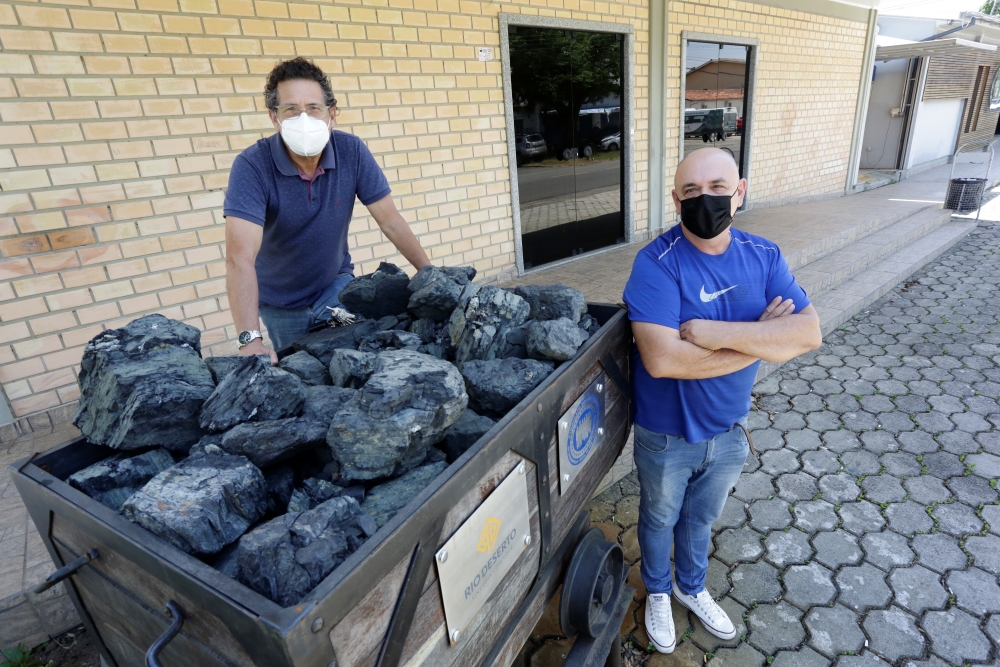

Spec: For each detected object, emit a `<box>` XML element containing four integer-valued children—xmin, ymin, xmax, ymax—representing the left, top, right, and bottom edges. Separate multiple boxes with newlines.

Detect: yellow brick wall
<box><xmin>664</xmin><ymin>1</ymin><xmax>868</xmax><ymax>213</ymax></box>
<box><xmin>0</xmin><ymin>0</ymin><xmax>649</xmax><ymax>419</ymax></box>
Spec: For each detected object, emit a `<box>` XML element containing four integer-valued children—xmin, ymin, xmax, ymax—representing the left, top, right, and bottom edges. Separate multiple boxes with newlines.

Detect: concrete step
<box><xmin>757</xmin><ymin>219</ymin><xmax>976</xmax><ymax>381</ymax></box>
<box><xmin>792</xmin><ymin>206</ymin><xmax>953</xmax><ymax>300</ymax></box>
<box><xmin>778</xmin><ymin>204</ymin><xmax>940</xmax><ymax>273</ymax></box>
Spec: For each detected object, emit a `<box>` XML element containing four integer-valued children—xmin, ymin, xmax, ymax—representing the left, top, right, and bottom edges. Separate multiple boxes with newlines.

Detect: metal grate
<box><xmin>945</xmin><ymin>177</ymin><xmax>987</xmax><ymax>212</ymax></box>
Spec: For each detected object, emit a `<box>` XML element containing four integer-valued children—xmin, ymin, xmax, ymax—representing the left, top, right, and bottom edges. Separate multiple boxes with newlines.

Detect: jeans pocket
<box><xmin>633</xmin><ymin>424</ymin><xmax>670</xmax><ymax>454</ymax></box>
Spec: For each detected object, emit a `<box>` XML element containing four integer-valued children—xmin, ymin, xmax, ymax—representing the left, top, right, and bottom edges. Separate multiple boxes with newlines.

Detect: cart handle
<box><xmin>146</xmin><ymin>601</ymin><xmax>185</xmax><ymax>667</ymax></box>
<box><xmin>33</xmin><ymin>549</ymin><xmax>99</xmax><ymax>594</ymax></box>
<box><xmin>950</xmin><ymin>140</ymin><xmax>995</xmax><ymax>181</ymax></box>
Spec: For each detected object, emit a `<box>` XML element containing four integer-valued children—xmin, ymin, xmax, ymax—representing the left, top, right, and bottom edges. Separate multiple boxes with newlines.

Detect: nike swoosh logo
<box><xmin>700</xmin><ymin>285</ymin><xmax>738</xmax><ymax>302</ymax></box>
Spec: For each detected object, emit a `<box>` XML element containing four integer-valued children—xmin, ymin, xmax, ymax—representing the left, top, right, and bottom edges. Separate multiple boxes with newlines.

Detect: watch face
<box><xmin>239</xmin><ymin>331</ymin><xmax>253</xmax><ymax>346</ymax></box>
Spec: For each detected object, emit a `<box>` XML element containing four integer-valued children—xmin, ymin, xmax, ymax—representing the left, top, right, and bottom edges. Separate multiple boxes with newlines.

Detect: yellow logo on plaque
<box><xmin>477</xmin><ymin>517</ymin><xmax>502</xmax><ymax>553</ymax></box>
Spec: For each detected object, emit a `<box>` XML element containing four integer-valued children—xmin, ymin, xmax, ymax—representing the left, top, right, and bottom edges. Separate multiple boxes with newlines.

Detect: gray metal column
<box><xmin>647</xmin><ymin>0</ymin><xmax>669</xmax><ymax>233</ymax></box>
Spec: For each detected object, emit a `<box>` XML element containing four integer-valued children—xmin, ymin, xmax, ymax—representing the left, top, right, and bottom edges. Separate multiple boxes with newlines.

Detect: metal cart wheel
<box><xmin>559</xmin><ymin>528</ymin><xmax>625</xmax><ymax>639</ymax></box>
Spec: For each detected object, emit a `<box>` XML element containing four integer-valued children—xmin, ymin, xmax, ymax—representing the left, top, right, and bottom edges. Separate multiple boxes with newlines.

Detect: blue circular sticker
<box><xmin>567</xmin><ymin>394</ymin><xmax>601</xmax><ymax>466</ymax></box>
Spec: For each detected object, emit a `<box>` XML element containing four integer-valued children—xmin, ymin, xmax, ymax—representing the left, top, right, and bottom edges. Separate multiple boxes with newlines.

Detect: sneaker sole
<box><xmin>674</xmin><ymin>596</ymin><xmax>738</xmax><ymax>640</ymax></box>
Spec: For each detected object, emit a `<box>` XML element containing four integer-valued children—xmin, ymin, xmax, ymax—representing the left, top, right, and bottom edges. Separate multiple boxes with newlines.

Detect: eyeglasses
<box><xmin>275</xmin><ymin>104</ymin><xmax>334</xmax><ymax>121</ymax></box>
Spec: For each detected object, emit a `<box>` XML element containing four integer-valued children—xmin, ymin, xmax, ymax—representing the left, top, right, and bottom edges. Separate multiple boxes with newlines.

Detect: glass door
<box><xmin>684</xmin><ymin>41</ymin><xmax>750</xmax><ymax>178</ymax></box>
<box><xmin>509</xmin><ymin>26</ymin><xmax>625</xmax><ymax>269</ymax></box>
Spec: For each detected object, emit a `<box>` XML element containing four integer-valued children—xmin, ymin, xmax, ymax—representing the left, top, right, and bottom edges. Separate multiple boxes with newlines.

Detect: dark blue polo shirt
<box><xmin>224</xmin><ymin>131</ymin><xmax>391</xmax><ymax>309</ymax></box>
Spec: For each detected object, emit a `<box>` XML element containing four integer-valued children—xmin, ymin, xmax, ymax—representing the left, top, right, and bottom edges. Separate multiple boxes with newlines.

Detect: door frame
<box><xmin>499</xmin><ymin>12</ymin><xmax>635</xmax><ymax>276</ymax></box>
<box><xmin>679</xmin><ymin>31</ymin><xmax>759</xmax><ymax>209</ymax></box>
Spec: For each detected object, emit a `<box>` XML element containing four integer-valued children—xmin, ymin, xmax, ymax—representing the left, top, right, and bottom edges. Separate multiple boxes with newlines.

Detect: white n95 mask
<box><xmin>280</xmin><ymin>113</ymin><xmax>330</xmax><ymax>157</ymax></box>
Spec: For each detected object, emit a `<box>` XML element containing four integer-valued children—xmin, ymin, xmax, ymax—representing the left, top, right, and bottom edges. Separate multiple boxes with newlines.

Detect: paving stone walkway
<box><xmin>521</xmin><ymin>222</ymin><xmax>1000</xmax><ymax>666</ymax></box>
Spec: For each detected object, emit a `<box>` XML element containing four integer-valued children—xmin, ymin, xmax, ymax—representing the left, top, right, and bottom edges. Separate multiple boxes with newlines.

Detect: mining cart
<box><xmin>12</xmin><ymin>303</ymin><xmax>634</xmax><ymax>667</ymax></box>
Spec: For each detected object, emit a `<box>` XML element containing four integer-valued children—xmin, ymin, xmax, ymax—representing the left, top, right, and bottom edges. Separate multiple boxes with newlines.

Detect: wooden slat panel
<box><xmin>923</xmin><ymin>53</ymin><xmax>978</xmax><ymax>101</ymax></box>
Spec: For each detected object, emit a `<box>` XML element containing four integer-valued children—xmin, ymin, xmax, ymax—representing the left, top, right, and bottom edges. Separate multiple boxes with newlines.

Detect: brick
<box><xmin>79</xmin><ymin>184</ymin><xmax>126</xmax><ymax>205</ymax></box>
<box><xmin>61</xmin><ymin>324</ymin><xmax>104</xmax><ymax>348</ymax></box>
<box><xmin>118</xmin><ymin>13</ymin><xmax>163</xmax><ymax>32</ymax></box>
<box><xmin>95</xmin><ymin>162</ymin><xmax>140</xmax><ymax>181</ymax></box>
<box><xmin>52</xmin><ymin>32</ymin><xmax>104</xmax><ymax>53</ymax></box>
<box><xmin>111</xmin><ymin>201</ymin><xmax>153</xmax><ymax>220</ymax></box>
<box><xmin>0</xmin><ymin>194</ymin><xmax>33</xmax><ymax>216</ymax></box>
<box><xmin>153</xmin><ymin>138</ymin><xmax>193</xmax><ymax>155</ymax></box>
<box><xmin>67</xmin><ymin>79</ymin><xmax>117</xmax><ymax>97</ymax></box>
<box><xmin>133</xmin><ymin>272</ymin><xmax>171</xmax><ymax>292</ymax></box>
<box><xmin>85</xmin><ymin>56</ymin><xmax>133</xmax><ymax>75</ymax></box>
<box><xmin>98</xmin><ymin>100</ymin><xmax>143</xmax><ymax>118</ymax></box>
<box><xmin>159</xmin><ymin>285</ymin><xmax>196</xmax><ymax>306</ymax></box>
<box><xmin>12</xmin><ymin>273</ymin><xmax>63</xmax><ymax>297</ymax></box>
<box><xmin>0</xmin><ymin>237</ymin><xmax>50</xmax><ymax>258</ymax></box>
<box><xmin>114</xmin><ymin>78</ymin><xmax>157</xmax><ymax>96</ymax></box>
<box><xmin>0</xmin><ymin>102</ymin><xmax>52</xmax><ymax>123</ymax></box>
<box><xmin>66</xmin><ymin>207</ymin><xmax>113</xmax><ymax>228</ymax></box>
<box><xmin>142</xmin><ymin>98</ymin><xmax>184</xmax><ymax>116</ymax></box>
<box><xmin>43</xmin><ymin>344</ymin><xmax>89</xmax><ymax>370</ymax></box>
<box><xmin>48</xmin><ymin>166</ymin><xmax>95</xmax><ymax>187</ymax></box>
<box><xmin>31</xmin><ymin>251</ymin><xmax>81</xmax><ymax>275</ymax></box>
<box><xmin>45</xmin><ymin>288</ymin><xmax>93</xmax><ymax>311</ymax></box>
<box><xmin>0</xmin><ymin>30</ymin><xmax>55</xmax><ymax>51</ymax></box>
<box><xmin>119</xmin><ymin>237</ymin><xmax>161</xmax><ymax>257</ymax></box>
<box><xmin>119</xmin><ymin>293</ymin><xmax>161</xmax><ymax>315</ymax></box>
<box><xmin>12</xmin><ymin>392</ymin><xmax>62</xmax><ymax>417</ymax></box>
<box><xmin>162</xmin><ymin>15</ymin><xmax>202</xmax><ymax>33</ymax></box>
<box><xmin>13</xmin><ymin>334</ymin><xmax>64</xmax><ymax>359</ymax></box>
<box><xmin>14</xmin><ymin>79</ymin><xmax>69</xmax><ymax>98</ymax></box>
<box><xmin>61</xmin><ymin>266</ymin><xmax>108</xmax><ymax>289</ymax></box>
<box><xmin>0</xmin><ymin>357</ymin><xmax>46</xmax><ymax>383</ymax></box>
<box><xmin>77</xmin><ymin>244</ymin><xmax>122</xmax><ymax>266</ymax></box>
<box><xmin>17</xmin><ymin>6</ymin><xmax>72</xmax><ymax>29</ymax></box>
<box><xmin>32</xmin><ymin>124</ymin><xmax>86</xmax><ymax>144</ymax></box>
<box><xmin>16</xmin><ymin>212</ymin><xmax>67</xmax><ymax>233</ymax></box>
<box><xmin>33</xmin><ymin>55</ymin><xmax>86</xmax><ymax>75</ymax></box>
<box><xmin>105</xmin><ymin>258</ymin><xmax>147</xmax><ymax>280</ymax></box>
<box><xmin>28</xmin><ymin>367</ymin><xmax>78</xmax><ymax>393</ymax></box>
<box><xmin>91</xmin><ymin>280</ymin><xmax>135</xmax><ymax>301</ymax></box>
<box><xmin>49</xmin><ymin>228</ymin><xmax>96</xmax><ymax>250</ymax></box>
<box><xmin>0</xmin><ymin>170</ymin><xmax>50</xmax><ymax>191</ymax></box>
<box><xmin>69</xmin><ymin>9</ymin><xmax>120</xmax><ymax>30</ymax></box>
<box><xmin>13</xmin><ymin>147</ymin><xmax>66</xmax><ymax>168</ymax></box>
<box><xmin>101</xmin><ymin>34</ymin><xmax>150</xmax><ymax>53</ymax></box>
<box><xmin>130</xmin><ymin>57</ymin><xmax>173</xmax><ymax>75</ymax></box>
<box><xmin>32</xmin><ymin>189</ymin><xmax>82</xmax><ymax>210</ymax></box>
<box><xmin>111</xmin><ymin>141</ymin><xmax>154</xmax><ymax>160</ymax></box>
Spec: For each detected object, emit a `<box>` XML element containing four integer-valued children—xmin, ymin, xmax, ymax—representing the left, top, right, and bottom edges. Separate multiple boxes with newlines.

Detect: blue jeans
<box><xmin>634</xmin><ymin>418</ymin><xmax>750</xmax><ymax>596</ymax></box>
<box><xmin>258</xmin><ymin>272</ymin><xmax>354</xmax><ymax>351</ymax></box>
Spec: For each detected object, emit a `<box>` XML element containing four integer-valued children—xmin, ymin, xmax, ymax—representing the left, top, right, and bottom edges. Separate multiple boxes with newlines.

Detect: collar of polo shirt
<box><xmin>268</xmin><ymin>132</ymin><xmax>337</xmax><ymax>176</ymax></box>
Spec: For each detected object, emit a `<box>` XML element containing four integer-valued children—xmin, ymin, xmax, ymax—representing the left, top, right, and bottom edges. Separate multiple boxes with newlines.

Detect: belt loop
<box><xmin>736</xmin><ymin>422</ymin><xmax>756</xmax><ymax>457</ymax></box>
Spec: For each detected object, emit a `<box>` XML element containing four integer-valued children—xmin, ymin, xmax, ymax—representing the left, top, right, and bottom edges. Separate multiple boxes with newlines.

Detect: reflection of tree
<box><xmin>509</xmin><ymin>28</ymin><xmax>621</xmax><ymax>149</ymax></box>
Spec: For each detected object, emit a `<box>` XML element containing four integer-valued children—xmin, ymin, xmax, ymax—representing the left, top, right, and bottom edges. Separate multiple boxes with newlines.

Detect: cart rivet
<box><xmin>597</xmin><ymin>384</ymin><xmax>604</xmax><ymax>393</ymax></box>
<box><xmin>437</xmin><ymin>549</ymin><xmax>448</xmax><ymax>563</ymax></box>
<box><xmin>524</xmin><ymin>534</ymin><xmax>532</xmax><ymax>546</ymax></box>
<box><xmin>542</xmin><ymin>475</ymin><xmax>548</xmax><ymax>484</ymax></box>
<box><xmin>311</xmin><ymin>618</ymin><xmax>324</xmax><ymax>633</ymax></box>
<box><xmin>598</xmin><ymin>427</ymin><xmax>604</xmax><ymax>436</ymax></box>
<box><xmin>544</xmin><ymin>511</ymin><xmax>549</xmax><ymax>518</ymax></box>
<box><xmin>451</xmin><ymin>629</ymin><xmax>461</xmax><ymax>643</ymax></box>
<box><xmin>563</xmin><ymin>473</ymin><xmax>570</xmax><ymax>483</ymax></box>
<box><xmin>537</xmin><ymin>404</ymin><xmax>543</xmax><ymax>412</ymax></box>
<box><xmin>517</xmin><ymin>462</ymin><xmax>526</xmax><ymax>475</ymax></box>
<box><xmin>538</xmin><ymin>434</ymin><xmax>544</xmax><ymax>441</ymax></box>
<box><xmin>560</xmin><ymin>421</ymin><xmax>568</xmax><ymax>430</ymax></box>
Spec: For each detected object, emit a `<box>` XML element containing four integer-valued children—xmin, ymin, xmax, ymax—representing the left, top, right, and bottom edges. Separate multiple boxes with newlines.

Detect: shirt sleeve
<box><xmin>222</xmin><ymin>155</ymin><xmax>267</xmax><ymax>227</ymax></box>
<box><xmin>622</xmin><ymin>250</ymin><xmax>682</xmax><ymax>330</ymax></box>
<box><xmin>355</xmin><ymin>139</ymin><xmax>392</xmax><ymax>206</ymax></box>
<box><xmin>766</xmin><ymin>250</ymin><xmax>811</xmax><ymax>313</ymax></box>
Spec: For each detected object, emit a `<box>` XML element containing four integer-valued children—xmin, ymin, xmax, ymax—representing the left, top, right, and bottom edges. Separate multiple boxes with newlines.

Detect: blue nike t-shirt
<box><xmin>623</xmin><ymin>224</ymin><xmax>810</xmax><ymax>443</ymax></box>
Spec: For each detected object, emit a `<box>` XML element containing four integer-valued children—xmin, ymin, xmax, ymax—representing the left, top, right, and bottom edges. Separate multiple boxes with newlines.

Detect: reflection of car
<box><xmin>577</xmin><ymin>125</ymin><xmax>620</xmax><ymax>157</ymax></box>
<box><xmin>600</xmin><ymin>131</ymin><xmax>620</xmax><ymax>151</ymax></box>
<box><xmin>684</xmin><ymin>108</ymin><xmax>727</xmax><ymax>142</ymax></box>
<box><xmin>515</xmin><ymin>134</ymin><xmax>547</xmax><ymax>162</ymax></box>
<box><xmin>736</xmin><ymin>117</ymin><xmax>743</xmax><ymax>135</ymax></box>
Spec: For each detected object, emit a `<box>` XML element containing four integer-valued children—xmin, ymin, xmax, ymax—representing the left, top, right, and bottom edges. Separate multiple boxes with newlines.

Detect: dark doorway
<box><xmin>509</xmin><ymin>26</ymin><xmax>625</xmax><ymax>269</ymax></box>
<box><xmin>684</xmin><ymin>41</ymin><xmax>751</xmax><ymax>179</ymax></box>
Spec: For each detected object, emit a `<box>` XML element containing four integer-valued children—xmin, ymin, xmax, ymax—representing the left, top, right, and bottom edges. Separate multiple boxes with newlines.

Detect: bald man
<box><xmin>622</xmin><ymin>148</ymin><xmax>821</xmax><ymax>653</ymax></box>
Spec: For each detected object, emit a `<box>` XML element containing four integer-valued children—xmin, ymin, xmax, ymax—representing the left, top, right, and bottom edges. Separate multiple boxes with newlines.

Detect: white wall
<box><xmin>907</xmin><ymin>98</ymin><xmax>963</xmax><ymax>168</ymax></box>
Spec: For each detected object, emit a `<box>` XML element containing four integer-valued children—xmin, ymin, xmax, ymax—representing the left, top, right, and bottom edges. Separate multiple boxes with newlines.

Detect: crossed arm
<box><xmin>633</xmin><ymin>298</ymin><xmax>822</xmax><ymax>380</ymax></box>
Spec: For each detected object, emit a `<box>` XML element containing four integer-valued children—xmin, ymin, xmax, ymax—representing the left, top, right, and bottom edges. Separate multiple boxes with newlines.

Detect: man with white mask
<box><xmin>224</xmin><ymin>58</ymin><xmax>431</xmax><ymax>362</ymax></box>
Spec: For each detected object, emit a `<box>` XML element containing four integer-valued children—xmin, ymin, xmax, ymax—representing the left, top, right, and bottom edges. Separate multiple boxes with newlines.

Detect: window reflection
<box><xmin>510</xmin><ymin>27</ymin><xmax>625</xmax><ymax>269</ymax></box>
<box><xmin>684</xmin><ymin>41</ymin><xmax>749</xmax><ymax>178</ymax></box>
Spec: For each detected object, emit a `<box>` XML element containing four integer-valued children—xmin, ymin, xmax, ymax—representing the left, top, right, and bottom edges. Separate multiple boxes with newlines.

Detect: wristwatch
<box><xmin>238</xmin><ymin>330</ymin><xmax>263</xmax><ymax>349</ymax></box>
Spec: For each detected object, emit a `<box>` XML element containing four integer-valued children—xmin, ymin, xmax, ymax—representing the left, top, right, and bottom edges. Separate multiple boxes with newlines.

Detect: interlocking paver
<box><xmin>947</xmin><ymin>475</ymin><xmax>998</xmax><ymax>505</ymax></box>
<box><xmin>965</xmin><ymin>534</ymin><xmax>1000</xmax><ymax>575</ymax></box>
<box><xmin>932</xmin><ymin>502</ymin><xmax>984</xmax><ymax>536</ymax></box>
<box><xmin>759</xmin><ymin>449</ymin><xmax>799</xmax><ymax>476</ymax></box>
<box><xmin>733</xmin><ymin>471</ymin><xmax>774</xmax><ymax>502</ymax></box>
<box><xmin>713</xmin><ymin>526</ymin><xmax>764</xmax><ymax>565</ymax></box>
<box><xmin>834</xmin><ymin>652</ymin><xmax>892</xmax><ymax>666</ymax></box>
<box><xmin>749</xmin><ymin>498</ymin><xmax>792</xmax><ymax>532</ymax></box>
<box><xmin>713</xmin><ymin>495</ymin><xmax>747</xmax><ymax>531</ymax></box>
<box><xmin>837</xmin><ymin>563</ymin><xmax>892</xmax><ymax>611</ymax></box>
<box><xmin>888</xmin><ymin>565</ymin><xmax>948</xmax><ymax>614</ymax></box>
<box><xmin>923</xmin><ymin>608</ymin><xmax>992</xmax><ymax>665</ymax></box>
<box><xmin>806</xmin><ymin>604</ymin><xmax>866</xmax><ymax>658</ymax></box>
<box><xmin>863</xmin><ymin>607</ymin><xmax>925</xmax><ymax>662</ymax></box>
<box><xmin>879</xmin><ymin>452</ymin><xmax>922</xmax><ymax>477</ymax></box>
<box><xmin>861</xmin><ymin>531</ymin><xmax>914</xmax><ymax>569</ymax></box>
<box><xmin>764</xmin><ymin>529</ymin><xmax>812</xmax><ymax>568</ymax></box>
<box><xmin>912</xmin><ymin>532</ymin><xmax>969</xmax><ymax>574</ymax></box>
<box><xmin>861</xmin><ymin>475</ymin><xmax>906</xmax><ymax>503</ymax></box>
<box><xmin>946</xmin><ymin>568</ymin><xmax>1000</xmax><ymax>616</ymax></box>
<box><xmin>729</xmin><ymin>561</ymin><xmax>781</xmax><ymax>607</ymax></box>
<box><xmin>770</xmin><ymin>646</ymin><xmax>829</xmax><ymax>667</ymax></box>
<box><xmin>812</xmin><ymin>529</ymin><xmax>863</xmax><ymax>568</ymax></box>
<box><xmin>902</xmin><ymin>476</ymin><xmax>950</xmax><ymax>505</ymax></box>
<box><xmin>783</xmin><ymin>562</ymin><xmax>836</xmax><ymax>610</ymax></box>
<box><xmin>746</xmin><ymin>601</ymin><xmax>804</xmax><ymax>655</ymax></box>
<box><xmin>818</xmin><ymin>472</ymin><xmax>859</xmax><ymax>503</ymax></box>
<box><xmin>838</xmin><ymin>500</ymin><xmax>886</xmax><ymax>535</ymax></box>
<box><xmin>884</xmin><ymin>501</ymin><xmax>934</xmax><ymax>535</ymax></box>
<box><xmin>840</xmin><ymin>450</ymin><xmax>881</xmax><ymax>475</ymax></box>
<box><xmin>982</xmin><ymin>505</ymin><xmax>1000</xmax><ymax>536</ymax></box>
<box><xmin>922</xmin><ymin>451</ymin><xmax>964</xmax><ymax>478</ymax></box>
<box><xmin>793</xmin><ymin>500</ymin><xmax>838</xmax><ymax>531</ymax></box>
<box><xmin>801</xmin><ymin>449</ymin><xmax>841</xmax><ymax>476</ymax></box>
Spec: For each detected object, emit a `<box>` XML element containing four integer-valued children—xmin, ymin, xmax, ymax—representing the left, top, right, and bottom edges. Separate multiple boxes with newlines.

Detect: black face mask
<box><xmin>679</xmin><ymin>190</ymin><xmax>736</xmax><ymax>240</ymax></box>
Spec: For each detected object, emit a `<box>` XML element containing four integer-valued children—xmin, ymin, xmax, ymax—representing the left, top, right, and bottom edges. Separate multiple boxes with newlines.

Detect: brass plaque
<box><xmin>434</xmin><ymin>461</ymin><xmax>531</xmax><ymax>645</ymax></box>
<box><xmin>558</xmin><ymin>372</ymin><xmax>607</xmax><ymax>495</ymax></box>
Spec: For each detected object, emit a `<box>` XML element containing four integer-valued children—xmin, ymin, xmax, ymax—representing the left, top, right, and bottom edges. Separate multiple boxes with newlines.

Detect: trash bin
<box><xmin>945</xmin><ymin>177</ymin><xmax>987</xmax><ymax>213</ymax></box>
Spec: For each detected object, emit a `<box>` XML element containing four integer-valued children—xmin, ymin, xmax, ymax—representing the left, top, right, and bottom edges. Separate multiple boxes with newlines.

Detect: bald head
<box><xmin>672</xmin><ymin>147</ymin><xmax>745</xmax><ymax>217</ymax></box>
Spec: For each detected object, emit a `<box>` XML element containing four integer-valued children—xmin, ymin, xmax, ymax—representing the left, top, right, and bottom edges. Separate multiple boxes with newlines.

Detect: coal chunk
<box><xmin>205</xmin><ymin>356</ymin><xmax>243</xmax><ymax>385</ymax></box>
<box><xmin>264</xmin><ymin>465</ymin><xmax>296</xmax><ymax>517</ymax></box>
<box><xmin>328</xmin><ymin>349</ymin><xmax>377</xmax><ymax>389</ymax></box>
<box><xmin>74</xmin><ymin>314</ymin><xmax>215</xmax><ymax>452</ymax></box>
<box><xmin>411</xmin><ymin>318</ymin><xmax>437</xmax><ymax>344</ymax></box>
<box><xmin>502</xmin><ymin>320</ymin><xmax>531</xmax><ymax>359</ymax></box>
<box><xmin>68</xmin><ymin>448</ymin><xmax>176</xmax><ymax>512</ymax></box>
<box><xmin>328</xmin><ymin>349</ymin><xmax>467</xmax><ymax>482</ymax></box>
<box><xmin>579</xmin><ymin>313</ymin><xmax>600</xmax><ymax>336</ymax></box>
<box><xmin>448</xmin><ymin>285</ymin><xmax>530</xmax><ymax>367</ymax></box>
<box><xmin>514</xmin><ymin>283</ymin><xmax>587</xmax><ymax>323</ymax></box>
<box><xmin>338</xmin><ymin>263</ymin><xmax>411</xmax><ymax>320</ymax></box>
<box><xmin>441</xmin><ymin>409</ymin><xmax>495</xmax><ymax>462</ymax></box>
<box><xmin>527</xmin><ymin>318</ymin><xmax>589</xmax><ymax>361</ymax></box>
<box><xmin>291</xmin><ymin>318</ymin><xmax>379</xmax><ymax>367</ymax></box>
<box><xmin>200</xmin><ymin>356</ymin><xmax>306</xmax><ymax>432</ymax></box>
<box><xmin>122</xmin><ymin>448</ymin><xmax>267</xmax><ymax>555</ymax></box>
<box><xmin>278</xmin><ymin>351</ymin><xmax>330</xmax><ymax>386</ymax></box>
<box><xmin>361</xmin><ymin>462</ymin><xmax>447</xmax><ymax>528</ymax></box>
<box><xmin>357</xmin><ymin>330</ymin><xmax>422</xmax><ymax>354</ymax></box>
<box><xmin>407</xmin><ymin>265</ymin><xmax>476</xmax><ymax>321</ymax></box>
<box><xmin>234</xmin><ymin>496</ymin><xmax>376</xmax><ymax>606</ymax></box>
<box><xmin>461</xmin><ymin>358</ymin><xmax>555</xmax><ymax>418</ymax></box>
<box><xmin>219</xmin><ymin>418</ymin><xmax>328</xmax><ymax>468</ymax></box>
<box><xmin>300</xmin><ymin>386</ymin><xmax>357</xmax><ymax>425</ymax></box>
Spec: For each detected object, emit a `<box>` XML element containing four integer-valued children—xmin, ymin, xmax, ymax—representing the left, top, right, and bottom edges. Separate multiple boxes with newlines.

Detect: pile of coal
<box><xmin>328</xmin><ymin>349</ymin><xmax>467</xmax><ymax>481</ymax></box>
<box><xmin>74</xmin><ymin>314</ymin><xmax>216</xmax><ymax>452</ymax></box>
<box><xmin>68</xmin><ymin>448</ymin><xmax>175</xmax><ymax>511</ymax></box>
<box><xmin>65</xmin><ymin>269</ymin><xmax>597</xmax><ymax>605</ymax></box>
<box><xmin>122</xmin><ymin>446</ymin><xmax>267</xmax><ymax>555</ymax></box>
<box><xmin>232</xmin><ymin>496</ymin><xmax>376</xmax><ymax>606</ymax></box>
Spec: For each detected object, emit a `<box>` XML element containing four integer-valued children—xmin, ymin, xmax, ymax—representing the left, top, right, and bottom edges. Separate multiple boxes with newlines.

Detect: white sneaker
<box><xmin>673</xmin><ymin>588</ymin><xmax>737</xmax><ymax>640</ymax></box>
<box><xmin>644</xmin><ymin>593</ymin><xmax>675</xmax><ymax>653</ymax></box>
